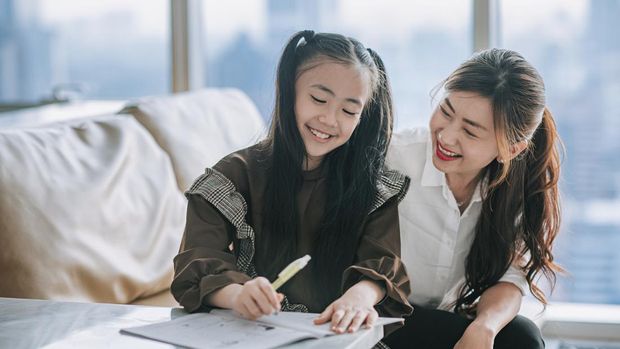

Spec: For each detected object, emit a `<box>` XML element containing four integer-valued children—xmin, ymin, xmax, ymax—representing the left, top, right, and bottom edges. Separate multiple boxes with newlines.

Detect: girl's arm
<box><xmin>345</xmin><ymin>279</ymin><xmax>386</xmax><ymax>305</ymax></box>
<box><xmin>315</xmin><ymin>197</ymin><xmax>412</xmax><ymax>333</ymax></box>
<box><xmin>173</xmin><ymin>194</ymin><xmax>282</xmax><ymax>319</ymax></box>
<box><xmin>208</xmin><ymin>280</ymin><xmax>283</xmax><ymax>320</ymax></box>
<box><xmin>314</xmin><ymin>279</ymin><xmax>385</xmax><ymax>333</ymax></box>
<box><xmin>454</xmin><ymin>282</ymin><xmax>522</xmax><ymax>349</ymax></box>
<box><xmin>171</xmin><ymin>195</ymin><xmax>252</xmax><ymax>311</ymax></box>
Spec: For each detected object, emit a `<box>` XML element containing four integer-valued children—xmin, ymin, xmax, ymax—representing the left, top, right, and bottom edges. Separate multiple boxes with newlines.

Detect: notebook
<box><xmin>120</xmin><ymin>309</ymin><xmax>403</xmax><ymax>349</ymax></box>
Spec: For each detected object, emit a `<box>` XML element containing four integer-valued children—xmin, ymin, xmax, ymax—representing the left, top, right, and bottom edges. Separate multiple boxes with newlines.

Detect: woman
<box><xmin>384</xmin><ymin>48</ymin><xmax>562</xmax><ymax>348</ymax></box>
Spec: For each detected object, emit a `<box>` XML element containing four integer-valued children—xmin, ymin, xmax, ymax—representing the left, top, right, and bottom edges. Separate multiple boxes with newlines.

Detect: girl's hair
<box><xmin>443</xmin><ymin>49</ymin><xmax>563</xmax><ymax>313</ymax></box>
<box><xmin>257</xmin><ymin>30</ymin><xmax>393</xmax><ymax>308</ymax></box>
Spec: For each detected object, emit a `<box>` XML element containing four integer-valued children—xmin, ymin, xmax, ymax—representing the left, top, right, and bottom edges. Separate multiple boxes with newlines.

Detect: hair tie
<box><xmin>296</xmin><ymin>30</ymin><xmax>316</xmax><ymax>49</ymax></box>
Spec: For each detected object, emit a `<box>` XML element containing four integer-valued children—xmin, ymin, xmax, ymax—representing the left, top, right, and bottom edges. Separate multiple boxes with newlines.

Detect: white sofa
<box><xmin>0</xmin><ymin>89</ymin><xmax>266</xmax><ymax>307</ymax></box>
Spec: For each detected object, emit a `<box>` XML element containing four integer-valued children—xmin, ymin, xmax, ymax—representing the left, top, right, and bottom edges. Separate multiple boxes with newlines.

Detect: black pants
<box><xmin>383</xmin><ymin>305</ymin><xmax>545</xmax><ymax>349</ymax></box>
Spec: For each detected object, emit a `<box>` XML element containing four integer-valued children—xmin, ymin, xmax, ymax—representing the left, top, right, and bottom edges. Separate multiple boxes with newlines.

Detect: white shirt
<box><xmin>386</xmin><ymin>128</ymin><xmax>528</xmax><ymax>310</ymax></box>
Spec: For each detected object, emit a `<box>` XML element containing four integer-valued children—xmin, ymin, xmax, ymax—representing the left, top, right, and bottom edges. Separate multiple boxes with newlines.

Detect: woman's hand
<box><xmin>453</xmin><ymin>321</ymin><xmax>495</xmax><ymax>349</ymax></box>
<box><xmin>313</xmin><ymin>280</ymin><xmax>383</xmax><ymax>334</ymax></box>
<box><xmin>230</xmin><ymin>277</ymin><xmax>284</xmax><ymax>320</ymax></box>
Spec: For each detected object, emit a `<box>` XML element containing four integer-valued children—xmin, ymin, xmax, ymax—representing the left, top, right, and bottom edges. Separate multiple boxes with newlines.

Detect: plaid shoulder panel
<box><xmin>370</xmin><ymin>169</ymin><xmax>411</xmax><ymax>213</ymax></box>
<box><xmin>186</xmin><ymin>168</ymin><xmax>254</xmax><ymax>240</ymax></box>
<box><xmin>186</xmin><ymin>168</ymin><xmax>256</xmax><ymax>277</ymax></box>
<box><xmin>186</xmin><ymin>168</ymin><xmax>309</xmax><ymax>313</ymax></box>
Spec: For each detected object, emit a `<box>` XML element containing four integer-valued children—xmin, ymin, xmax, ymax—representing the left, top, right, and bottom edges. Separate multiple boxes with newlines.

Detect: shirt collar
<box><xmin>421</xmin><ymin>133</ymin><xmax>444</xmax><ymax>187</ymax></box>
<box><xmin>471</xmin><ymin>175</ymin><xmax>488</xmax><ymax>204</ymax></box>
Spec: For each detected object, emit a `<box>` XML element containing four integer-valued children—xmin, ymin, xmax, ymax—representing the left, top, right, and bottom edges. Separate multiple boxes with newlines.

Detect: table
<box><xmin>0</xmin><ymin>297</ymin><xmax>383</xmax><ymax>349</ymax></box>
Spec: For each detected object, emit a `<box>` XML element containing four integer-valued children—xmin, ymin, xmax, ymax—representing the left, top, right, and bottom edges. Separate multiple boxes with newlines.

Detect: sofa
<box><xmin>0</xmin><ymin>88</ymin><xmax>266</xmax><ymax>307</ymax></box>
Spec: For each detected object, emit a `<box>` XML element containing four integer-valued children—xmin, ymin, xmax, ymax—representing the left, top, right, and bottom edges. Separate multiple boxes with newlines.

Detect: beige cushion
<box><xmin>0</xmin><ymin>115</ymin><xmax>185</xmax><ymax>303</ymax></box>
<box><xmin>131</xmin><ymin>289</ymin><xmax>179</xmax><ymax>307</ymax></box>
<box><xmin>124</xmin><ymin>88</ymin><xmax>266</xmax><ymax>191</ymax></box>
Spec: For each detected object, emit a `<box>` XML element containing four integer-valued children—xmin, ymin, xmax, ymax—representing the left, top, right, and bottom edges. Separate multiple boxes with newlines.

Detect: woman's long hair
<box><xmin>256</xmin><ymin>30</ymin><xmax>393</xmax><ymax>308</ymax></box>
<box><xmin>444</xmin><ymin>49</ymin><xmax>563</xmax><ymax>313</ymax></box>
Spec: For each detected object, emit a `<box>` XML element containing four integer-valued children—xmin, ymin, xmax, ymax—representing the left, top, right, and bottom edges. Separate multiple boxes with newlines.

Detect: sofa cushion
<box><xmin>0</xmin><ymin>115</ymin><xmax>185</xmax><ymax>303</ymax></box>
<box><xmin>124</xmin><ymin>88</ymin><xmax>266</xmax><ymax>191</ymax></box>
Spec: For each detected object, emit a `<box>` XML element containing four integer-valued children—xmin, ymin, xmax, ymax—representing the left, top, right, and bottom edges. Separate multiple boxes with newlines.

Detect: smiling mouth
<box><xmin>437</xmin><ymin>141</ymin><xmax>462</xmax><ymax>159</ymax></box>
<box><xmin>307</xmin><ymin>126</ymin><xmax>334</xmax><ymax>140</ymax></box>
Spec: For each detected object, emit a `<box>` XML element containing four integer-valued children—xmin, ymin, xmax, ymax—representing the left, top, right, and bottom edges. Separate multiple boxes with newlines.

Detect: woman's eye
<box><xmin>464</xmin><ymin>129</ymin><xmax>477</xmax><ymax>138</ymax></box>
<box><xmin>343</xmin><ymin>109</ymin><xmax>357</xmax><ymax>116</ymax></box>
<box><xmin>311</xmin><ymin>95</ymin><xmax>326</xmax><ymax>104</ymax></box>
<box><xmin>439</xmin><ymin>106</ymin><xmax>451</xmax><ymax>118</ymax></box>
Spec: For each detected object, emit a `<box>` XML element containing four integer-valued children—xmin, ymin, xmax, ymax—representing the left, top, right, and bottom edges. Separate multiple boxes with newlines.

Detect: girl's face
<box><xmin>429</xmin><ymin>91</ymin><xmax>500</xmax><ymax>181</ymax></box>
<box><xmin>294</xmin><ymin>60</ymin><xmax>371</xmax><ymax>170</ymax></box>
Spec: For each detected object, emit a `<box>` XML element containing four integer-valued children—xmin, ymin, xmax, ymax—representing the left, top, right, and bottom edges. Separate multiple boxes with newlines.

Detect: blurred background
<box><xmin>1</xmin><ymin>0</ymin><xmax>619</xmax><ymax>305</ymax></box>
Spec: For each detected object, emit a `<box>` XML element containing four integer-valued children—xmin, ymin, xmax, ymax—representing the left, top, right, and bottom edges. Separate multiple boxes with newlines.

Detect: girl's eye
<box><xmin>343</xmin><ymin>109</ymin><xmax>358</xmax><ymax>116</ymax></box>
<box><xmin>311</xmin><ymin>95</ymin><xmax>326</xmax><ymax>104</ymax></box>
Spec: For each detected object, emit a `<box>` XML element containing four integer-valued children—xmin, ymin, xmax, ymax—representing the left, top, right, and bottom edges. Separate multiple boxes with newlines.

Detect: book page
<box><xmin>212</xmin><ymin>309</ymin><xmax>404</xmax><ymax>337</ymax></box>
<box><xmin>121</xmin><ymin>312</ymin><xmax>315</xmax><ymax>349</ymax></box>
<box><xmin>121</xmin><ymin>310</ymin><xmax>404</xmax><ymax>349</ymax></box>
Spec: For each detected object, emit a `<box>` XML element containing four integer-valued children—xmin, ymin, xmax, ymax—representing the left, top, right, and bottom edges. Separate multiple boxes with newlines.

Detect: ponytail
<box><xmin>259</xmin><ymin>31</ymin><xmax>311</xmax><ymax>282</ymax></box>
<box><xmin>520</xmin><ymin>107</ymin><xmax>563</xmax><ymax>304</ymax></box>
<box><xmin>455</xmin><ymin>107</ymin><xmax>563</xmax><ymax>313</ymax></box>
<box><xmin>270</xmin><ymin>31</ymin><xmax>307</xmax><ymax>154</ymax></box>
<box><xmin>365</xmin><ymin>48</ymin><xmax>394</xmax><ymax>156</ymax></box>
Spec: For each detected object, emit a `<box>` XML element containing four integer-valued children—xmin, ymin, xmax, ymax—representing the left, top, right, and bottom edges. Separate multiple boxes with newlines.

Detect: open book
<box><xmin>121</xmin><ymin>309</ymin><xmax>403</xmax><ymax>349</ymax></box>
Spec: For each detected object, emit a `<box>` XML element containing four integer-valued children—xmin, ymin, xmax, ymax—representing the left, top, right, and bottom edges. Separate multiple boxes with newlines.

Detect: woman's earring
<box><xmin>497</xmin><ymin>158</ymin><xmax>504</xmax><ymax>164</ymax></box>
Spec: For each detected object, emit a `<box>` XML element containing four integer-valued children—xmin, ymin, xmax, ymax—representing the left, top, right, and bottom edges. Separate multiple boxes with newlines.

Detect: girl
<box><xmin>384</xmin><ymin>49</ymin><xmax>562</xmax><ymax>349</ymax></box>
<box><xmin>171</xmin><ymin>30</ymin><xmax>412</xmax><ymax>335</ymax></box>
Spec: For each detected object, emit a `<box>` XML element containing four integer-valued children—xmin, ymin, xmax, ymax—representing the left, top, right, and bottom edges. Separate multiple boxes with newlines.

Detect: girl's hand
<box><xmin>313</xmin><ymin>281</ymin><xmax>381</xmax><ymax>334</ymax></box>
<box><xmin>453</xmin><ymin>321</ymin><xmax>495</xmax><ymax>349</ymax></box>
<box><xmin>230</xmin><ymin>277</ymin><xmax>284</xmax><ymax>320</ymax></box>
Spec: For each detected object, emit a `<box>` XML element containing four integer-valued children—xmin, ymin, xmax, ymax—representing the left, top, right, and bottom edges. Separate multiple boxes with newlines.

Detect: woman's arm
<box><xmin>454</xmin><ymin>282</ymin><xmax>522</xmax><ymax>349</ymax></box>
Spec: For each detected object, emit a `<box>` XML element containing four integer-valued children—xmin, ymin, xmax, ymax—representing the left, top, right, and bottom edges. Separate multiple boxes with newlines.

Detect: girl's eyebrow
<box><xmin>311</xmin><ymin>84</ymin><xmax>362</xmax><ymax>106</ymax></box>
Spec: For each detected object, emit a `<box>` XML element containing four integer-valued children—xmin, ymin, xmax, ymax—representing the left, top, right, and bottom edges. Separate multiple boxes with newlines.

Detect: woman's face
<box><xmin>294</xmin><ymin>59</ymin><xmax>371</xmax><ymax>170</ymax></box>
<box><xmin>429</xmin><ymin>91</ymin><xmax>500</xmax><ymax>180</ymax></box>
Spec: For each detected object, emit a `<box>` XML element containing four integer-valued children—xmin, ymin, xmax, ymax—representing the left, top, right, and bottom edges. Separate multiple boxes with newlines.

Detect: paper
<box><xmin>121</xmin><ymin>309</ymin><xmax>403</xmax><ymax>349</ymax></box>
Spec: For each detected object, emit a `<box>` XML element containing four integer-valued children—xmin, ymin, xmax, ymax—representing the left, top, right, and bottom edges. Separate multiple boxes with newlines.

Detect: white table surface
<box><xmin>0</xmin><ymin>297</ymin><xmax>383</xmax><ymax>349</ymax></box>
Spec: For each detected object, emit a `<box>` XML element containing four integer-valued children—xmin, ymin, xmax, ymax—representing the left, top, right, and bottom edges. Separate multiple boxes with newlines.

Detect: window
<box><xmin>201</xmin><ymin>0</ymin><xmax>472</xmax><ymax>129</ymax></box>
<box><xmin>3</xmin><ymin>0</ymin><xmax>617</xmax><ymax>306</ymax></box>
<box><xmin>500</xmin><ymin>0</ymin><xmax>620</xmax><ymax>304</ymax></box>
<box><xmin>0</xmin><ymin>0</ymin><xmax>169</xmax><ymax>103</ymax></box>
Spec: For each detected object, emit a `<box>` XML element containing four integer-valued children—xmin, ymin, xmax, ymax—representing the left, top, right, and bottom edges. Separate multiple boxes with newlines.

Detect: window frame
<box><xmin>171</xmin><ymin>0</ymin><xmax>497</xmax><ymax>92</ymax></box>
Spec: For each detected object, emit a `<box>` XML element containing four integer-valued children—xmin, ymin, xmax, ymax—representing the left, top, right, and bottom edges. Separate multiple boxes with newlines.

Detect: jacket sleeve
<box><xmin>171</xmin><ymin>194</ymin><xmax>251</xmax><ymax>312</ymax></box>
<box><xmin>341</xmin><ymin>197</ymin><xmax>413</xmax><ymax>319</ymax></box>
